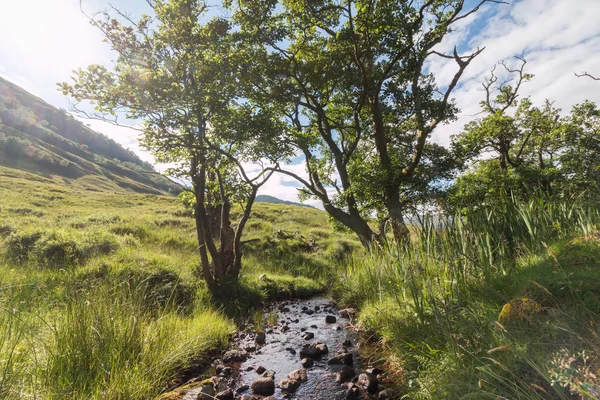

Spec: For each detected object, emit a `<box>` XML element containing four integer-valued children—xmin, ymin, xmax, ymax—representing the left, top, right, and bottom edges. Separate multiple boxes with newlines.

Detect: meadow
<box><xmin>1</xmin><ymin>165</ymin><xmax>600</xmax><ymax>399</ymax></box>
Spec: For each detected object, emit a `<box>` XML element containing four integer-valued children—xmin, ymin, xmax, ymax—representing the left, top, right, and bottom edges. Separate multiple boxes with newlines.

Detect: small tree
<box><xmin>59</xmin><ymin>0</ymin><xmax>290</xmax><ymax>295</ymax></box>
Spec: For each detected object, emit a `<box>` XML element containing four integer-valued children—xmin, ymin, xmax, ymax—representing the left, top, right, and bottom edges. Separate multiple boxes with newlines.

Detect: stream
<box><xmin>179</xmin><ymin>297</ymin><xmax>394</xmax><ymax>400</ymax></box>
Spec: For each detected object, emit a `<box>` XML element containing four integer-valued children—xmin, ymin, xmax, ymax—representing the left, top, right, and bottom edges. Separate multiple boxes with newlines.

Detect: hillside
<box><xmin>256</xmin><ymin>194</ymin><xmax>314</xmax><ymax>208</ymax></box>
<box><xmin>0</xmin><ymin>76</ymin><xmax>179</xmax><ymax>195</ymax></box>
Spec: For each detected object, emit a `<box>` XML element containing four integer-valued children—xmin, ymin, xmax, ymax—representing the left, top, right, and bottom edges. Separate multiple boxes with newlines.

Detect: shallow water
<box><xmin>183</xmin><ymin>297</ymin><xmax>373</xmax><ymax>400</ymax></box>
<box><xmin>235</xmin><ymin>297</ymin><xmax>362</xmax><ymax>399</ymax></box>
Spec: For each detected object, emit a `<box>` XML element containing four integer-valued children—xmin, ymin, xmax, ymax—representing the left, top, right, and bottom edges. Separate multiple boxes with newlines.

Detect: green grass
<box><xmin>332</xmin><ymin>198</ymin><xmax>600</xmax><ymax>399</ymax></box>
<box><xmin>0</xmin><ymin>166</ymin><xmax>349</xmax><ymax>399</ymax></box>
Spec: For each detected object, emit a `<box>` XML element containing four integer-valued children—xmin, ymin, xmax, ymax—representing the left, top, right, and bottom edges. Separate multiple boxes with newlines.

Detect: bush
<box><xmin>3</xmin><ymin>231</ymin><xmax>42</xmax><ymax>263</ymax></box>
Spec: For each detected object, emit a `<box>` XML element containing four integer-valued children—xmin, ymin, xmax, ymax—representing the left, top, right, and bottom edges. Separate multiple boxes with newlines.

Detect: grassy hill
<box><xmin>255</xmin><ymin>194</ymin><xmax>314</xmax><ymax>208</ymax></box>
<box><xmin>0</xmin><ymin>76</ymin><xmax>180</xmax><ymax>195</ymax></box>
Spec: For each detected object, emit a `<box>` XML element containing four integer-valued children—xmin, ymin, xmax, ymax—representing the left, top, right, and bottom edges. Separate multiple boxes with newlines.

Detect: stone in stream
<box><xmin>262</xmin><ymin>369</ymin><xmax>276</xmax><ymax>379</ymax></box>
<box><xmin>215</xmin><ymin>388</ymin><xmax>234</xmax><ymax>400</ymax></box>
<box><xmin>250</xmin><ymin>377</ymin><xmax>275</xmax><ymax>396</ymax></box>
<box><xmin>238</xmin><ymin>395</ymin><xmax>254</xmax><ymax>400</ymax></box>
<box><xmin>377</xmin><ymin>389</ymin><xmax>394</xmax><ymax>399</ymax></box>
<box><xmin>300</xmin><ymin>342</ymin><xmax>329</xmax><ymax>358</ymax></box>
<box><xmin>288</xmin><ymin>368</ymin><xmax>308</xmax><ymax>382</ymax></box>
<box><xmin>279</xmin><ymin>378</ymin><xmax>301</xmax><ymax>392</ymax></box>
<box><xmin>255</xmin><ymin>331</ymin><xmax>266</xmax><ymax>345</ymax></box>
<box><xmin>285</xmin><ymin>347</ymin><xmax>297</xmax><ymax>355</ymax></box>
<box><xmin>357</xmin><ymin>372</ymin><xmax>379</xmax><ymax>393</ymax></box>
<box><xmin>336</xmin><ymin>365</ymin><xmax>356</xmax><ymax>383</ymax></box>
<box><xmin>302</xmin><ymin>331</ymin><xmax>315</xmax><ymax>340</ymax></box>
<box><xmin>326</xmin><ymin>315</ymin><xmax>337</xmax><ymax>323</ymax></box>
<box><xmin>235</xmin><ymin>384</ymin><xmax>249</xmax><ymax>393</ymax></box>
<box><xmin>301</xmin><ymin>357</ymin><xmax>314</xmax><ymax>368</ymax></box>
<box><xmin>342</xmin><ymin>339</ymin><xmax>354</xmax><ymax>347</ymax></box>
<box><xmin>310</xmin><ymin>324</ymin><xmax>318</xmax><ymax>329</ymax></box>
<box><xmin>343</xmin><ymin>383</ymin><xmax>361</xmax><ymax>399</ymax></box>
<box><xmin>222</xmin><ymin>350</ymin><xmax>249</xmax><ymax>363</ymax></box>
<box><xmin>327</xmin><ymin>352</ymin><xmax>353</xmax><ymax>366</ymax></box>
<box><xmin>255</xmin><ymin>365</ymin><xmax>266</xmax><ymax>374</ymax></box>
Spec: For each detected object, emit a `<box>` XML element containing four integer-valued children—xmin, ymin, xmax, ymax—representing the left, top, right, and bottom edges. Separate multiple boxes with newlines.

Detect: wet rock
<box><xmin>245</xmin><ymin>366</ymin><xmax>254</xmax><ymax>372</ymax></box>
<box><xmin>302</xmin><ymin>331</ymin><xmax>315</xmax><ymax>340</ymax></box>
<box><xmin>216</xmin><ymin>388</ymin><xmax>234</xmax><ymax>400</ymax></box>
<box><xmin>285</xmin><ymin>347</ymin><xmax>297</xmax><ymax>355</ymax></box>
<box><xmin>255</xmin><ymin>331</ymin><xmax>266</xmax><ymax>345</ymax></box>
<box><xmin>235</xmin><ymin>384</ymin><xmax>249</xmax><ymax>393</ymax></box>
<box><xmin>238</xmin><ymin>395</ymin><xmax>254</xmax><ymax>400</ymax></box>
<box><xmin>336</xmin><ymin>365</ymin><xmax>356</xmax><ymax>383</ymax></box>
<box><xmin>301</xmin><ymin>357</ymin><xmax>314</xmax><ymax>368</ymax></box>
<box><xmin>251</xmin><ymin>377</ymin><xmax>275</xmax><ymax>396</ymax></box>
<box><xmin>220</xmin><ymin>366</ymin><xmax>232</xmax><ymax>376</ymax></box>
<box><xmin>255</xmin><ymin>365</ymin><xmax>266</xmax><ymax>374</ymax></box>
<box><xmin>342</xmin><ymin>340</ymin><xmax>353</xmax><ymax>347</ymax></box>
<box><xmin>310</xmin><ymin>324</ymin><xmax>318</xmax><ymax>329</ymax></box>
<box><xmin>328</xmin><ymin>352</ymin><xmax>353</xmax><ymax>366</ymax></box>
<box><xmin>288</xmin><ymin>368</ymin><xmax>308</xmax><ymax>382</ymax></box>
<box><xmin>326</xmin><ymin>315</ymin><xmax>337</xmax><ymax>323</ymax></box>
<box><xmin>344</xmin><ymin>383</ymin><xmax>360</xmax><ymax>399</ymax></box>
<box><xmin>264</xmin><ymin>397</ymin><xmax>277</xmax><ymax>400</ymax></box>
<box><xmin>300</xmin><ymin>342</ymin><xmax>328</xmax><ymax>358</ymax></box>
<box><xmin>300</xmin><ymin>327</ymin><xmax>307</xmax><ymax>332</ymax></box>
<box><xmin>223</xmin><ymin>350</ymin><xmax>249</xmax><ymax>363</ymax></box>
<box><xmin>244</xmin><ymin>344</ymin><xmax>256</xmax><ymax>353</ymax></box>
<box><xmin>262</xmin><ymin>370</ymin><xmax>276</xmax><ymax>379</ymax></box>
<box><xmin>339</xmin><ymin>308</ymin><xmax>357</xmax><ymax>319</ymax></box>
<box><xmin>279</xmin><ymin>378</ymin><xmax>301</xmax><ymax>392</ymax></box>
<box><xmin>357</xmin><ymin>372</ymin><xmax>378</xmax><ymax>393</ymax></box>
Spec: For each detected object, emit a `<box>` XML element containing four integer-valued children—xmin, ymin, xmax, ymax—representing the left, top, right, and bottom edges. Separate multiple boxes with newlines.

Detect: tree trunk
<box><xmin>385</xmin><ymin>188</ymin><xmax>410</xmax><ymax>244</ymax></box>
<box><xmin>323</xmin><ymin>203</ymin><xmax>377</xmax><ymax>247</ymax></box>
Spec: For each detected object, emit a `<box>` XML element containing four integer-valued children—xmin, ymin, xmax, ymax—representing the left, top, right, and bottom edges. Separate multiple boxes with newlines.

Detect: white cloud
<box><xmin>430</xmin><ymin>0</ymin><xmax>600</xmax><ymax>146</ymax></box>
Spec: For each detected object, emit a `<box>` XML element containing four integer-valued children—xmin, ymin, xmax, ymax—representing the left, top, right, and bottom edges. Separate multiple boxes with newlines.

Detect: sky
<box><xmin>1</xmin><ymin>0</ymin><xmax>599</xmax><ymax>207</ymax></box>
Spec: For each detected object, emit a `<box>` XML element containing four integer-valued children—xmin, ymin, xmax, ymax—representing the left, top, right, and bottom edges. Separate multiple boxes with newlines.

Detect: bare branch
<box><xmin>575</xmin><ymin>71</ymin><xmax>600</xmax><ymax>81</ymax></box>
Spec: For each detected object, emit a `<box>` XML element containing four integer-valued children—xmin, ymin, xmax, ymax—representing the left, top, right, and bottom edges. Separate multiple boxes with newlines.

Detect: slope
<box><xmin>0</xmin><ymin>76</ymin><xmax>179</xmax><ymax>194</ymax></box>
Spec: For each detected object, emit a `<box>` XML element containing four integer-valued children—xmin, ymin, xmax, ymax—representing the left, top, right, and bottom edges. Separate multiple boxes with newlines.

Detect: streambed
<box><xmin>180</xmin><ymin>297</ymin><xmax>394</xmax><ymax>400</ymax></box>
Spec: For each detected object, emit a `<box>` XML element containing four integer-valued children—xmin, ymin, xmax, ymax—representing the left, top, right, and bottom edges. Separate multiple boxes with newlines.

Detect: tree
<box><xmin>230</xmin><ymin>0</ymin><xmax>502</xmax><ymax>245</ymax></box>
<box><xmin>59</xmin><ymin>0</ymin><xmax>290</xmax><ymax>295</ymax></box>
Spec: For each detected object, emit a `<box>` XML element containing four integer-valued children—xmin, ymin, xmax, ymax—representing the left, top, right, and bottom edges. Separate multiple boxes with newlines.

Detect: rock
<box><xmin>258</xmin><ymin>273</ymin><xmax>267</xmax><ymax>280</ymax></box>
<box><xmin>223</xmin><ymin>350</ymin><xmax>248</xmax><ymax>363</ymax></box>
<box><xmin>255</xmin><ymin>365</ymin><xmax>266</xmax><ymax>374</ymax></box>
<box><xmin>279</xmin><ymin>378</ymin><xmax>301</xmax><ymax>392</ymax></box>
<box><xmin>302</xmin><ymin>331</ymin><xmax>315</xmax><ymax>340</ymax></box>
<box><xmin>357</xmin><ymin>373</ymin><xmax>378</xmax><ymax>393</ymax></box>
<box><xmin>366</xmin><ymin>367</ymin><xmax>384</xmax><ymax>376</ymax></box>
<box><xmin>344</xmin><ymin>383</ymin><xmax>360</xmax><ymax>399</ymax></box>
<box><xmin>342</xmin><ymin>340</ymin><xmax>353</xmax><ymax>347</ymax></box>
<box><xmin>325</xmin><ymin>315</ymin><xmax>337</xmax><ymax>323</ymax></box>
<box><xmin>251</xmin><ymin>377</ymin><xmax>275</xmax><ymax>396</ymax></box>
<box><xmin>255</xmin><ymin>331</ymin><xmax>266</xmax><ymax>345</ymax></box>
<box><xmin>315</xmin><ymin>343</ymin><xmax>329</xmax><ymax>354</ymax></box>
<box><xmin>220</xmin><ymin>366</ymin><xmax>232</xmax><ymax>376</ymax></box>
<box><xmin>264</xmin><ymin>397</ymin><xmax>277</xmax><ymax>400</ymax></box>
<box><xmin>215</xmin><ymin>364</ymin><xmax>225</xmax><ymax>374</ymax></box>
<box><xmin>301</xmin><ymin>357</ymin><xmax>314</xmax><ymax>368</ymax></box>
<box><xmin>339</xmin><ymin>308</ymin><xmax>358</xmax><ymax>319</ymax></box>
<box><xmin>285</xmin><ymin>347</ymin><xmax>297</xmax><ymax>355</ymax></box>
<box><xmin>262</xmin><ymin>370</ymin><xmax>276</xmax><ymax>379</ymax></box>
<box><xmin>235</xmin><ymin>384</ymin><xmax>249</xmax><ymax>393</ymax></box>
<box><xmin>336</xmin><ymin>365</ymin><xmax>356</xmax><ymax>383</ymax></box>
<box><xmin>377</xmin><ymin>389</ymin><xmax>394</xmax><ymax>399</ymax></box>
<box><xmin>288</xmin><ymin>369</ymin><xmax>308</xmax><ymax>382</ymax></box>
<box><xmin>238</xmin><ymin>395</ymin><xmax>254</xmax><ymax>400</ymax></box>
<box><xmin>300</xmin><ymin>342</ymin><xmax>328</xmax><ymax>358</ymax></box>
<box><xmin>327</xmin><ymin>352</ymin><xmax>353</xmax><ymax>366</ymax></box>
<box><xmin>310</xmin><ymin>324</ymin><xmax>318</xmax><ymax>329</ymax></box>
<box><xmin>244</xmin><ymin>344</ymin><xmax>256</xmax><ymax>353</ymax></box>
<box><xmin>216</xmin><ymin>388</ymin><xmax>234</xmax><ymax>400</ymax></box>
<box><xmin>196</xmin><ymin>383</ymin><xmax>216</xmax><ymax>400</ymax></box>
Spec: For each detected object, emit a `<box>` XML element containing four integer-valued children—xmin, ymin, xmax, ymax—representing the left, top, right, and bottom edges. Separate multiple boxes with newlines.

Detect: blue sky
<box><xmin>1</xmin><ymin>0</ymin><xmax>599</xmax><ymax>206</ymax></box>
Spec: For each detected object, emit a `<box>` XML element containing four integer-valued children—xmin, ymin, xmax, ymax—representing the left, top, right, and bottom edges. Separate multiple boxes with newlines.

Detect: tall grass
<box><xmin>334</xmin><ymin>195</ymin><xmax>600</xmax><ymax>399</ymax></box>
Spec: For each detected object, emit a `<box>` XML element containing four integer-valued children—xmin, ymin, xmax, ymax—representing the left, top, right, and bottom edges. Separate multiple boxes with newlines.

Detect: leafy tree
<box><xmin>450</xmin><ymin>58</ymin><xmax>566</xmax><ymax>208</ymax></box>
<box><xmin>59</xmin><ymin>0</ymin><xmax>289</xmax><ymax>295</ymax></box>
<box><xmin>559</xmin><ymin>101</ymin><xmax>600</xmax><ymax>194</ymax></box>
<box><xmin>230</xmin><ymin>0</ymin><xmax>501</xmax><ymax>244</ymax></box>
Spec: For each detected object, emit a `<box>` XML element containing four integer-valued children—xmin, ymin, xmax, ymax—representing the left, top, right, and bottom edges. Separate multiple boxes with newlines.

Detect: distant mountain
<box><xmin>0</xmin><ymin>76</ymin><xmax>180</xmax><ymax>195</ymax></box>
<box><xmin>256</xmin><ymin>195</ymin><xmax>314</xmax><ymax>208</ymax></box>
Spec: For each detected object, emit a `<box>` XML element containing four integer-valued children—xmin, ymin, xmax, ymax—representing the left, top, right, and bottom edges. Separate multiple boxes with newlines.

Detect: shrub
<box><xmin>3</xmin><ymin>231</ymin><xmax>42</xmax><ymax>263</ymax></box>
